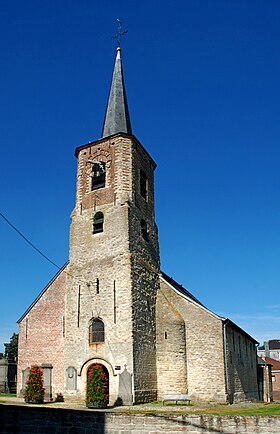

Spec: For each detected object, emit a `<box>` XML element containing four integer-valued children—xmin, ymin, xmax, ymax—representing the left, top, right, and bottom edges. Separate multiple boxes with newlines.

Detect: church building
<box><xmin>17</xmin><ymin>46</ymin><xmax>259</xmax><ymax>405</ymax></box>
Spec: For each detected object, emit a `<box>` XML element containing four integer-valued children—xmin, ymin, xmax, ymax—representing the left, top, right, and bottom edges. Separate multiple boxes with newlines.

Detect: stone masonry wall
<box><xmin>156</xmin><ymin>289</ymin><xmax>188</xmax><ymax>396</ymax></box>
<box><xmin>1</xmin><ymin>405</ymin><xmax>280</xmax><ymax>434</ymax></box>
<box><xmin>17</xmin><ymin>266</ymin><xmax>67</xmax><ymax>397</ymax></box>
<box><xmin>66</xmin><ymin>135</ymin><xmax>135</xmax><ymax>404</ymax></box>
<box><xmin>66</xmin><ymin>134</ymin><xmax>160</xmax><ymax>404</ymax></box>
<box><xmin>129</xmin><ymin>140</ymin><xmax>160</xmax><ymax>403</ymax></box>
<box><xmin>158</xmin><ymin>278</ymin><xmax>227</xmax><ymax>403</ymax></box>
<box><xmin>225</xmin><ymin>324</ymin><xmax>259</xmax><ymax>403</ymax></box>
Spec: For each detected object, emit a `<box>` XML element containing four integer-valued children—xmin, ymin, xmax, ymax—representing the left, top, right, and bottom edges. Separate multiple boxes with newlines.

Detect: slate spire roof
<box><xmin>101</xmin><ymin>47</ymin><xmax>132</xmax><ymax>138</ymax></box>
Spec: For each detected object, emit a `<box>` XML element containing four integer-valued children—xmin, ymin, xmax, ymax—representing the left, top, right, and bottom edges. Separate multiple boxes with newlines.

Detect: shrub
<box><xmin>24</xmin><ymin>365</ymin><xmax>45</xmax><ymax>403</ymax></box>
<box><xmin>86</xmin><ymin>364</ymin><xmax>109</xmax><ymax>405</ymax></box>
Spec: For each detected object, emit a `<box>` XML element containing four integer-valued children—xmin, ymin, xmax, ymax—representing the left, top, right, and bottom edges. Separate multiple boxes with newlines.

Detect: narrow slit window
<box><xmin>93</xmin><ymin>212</ymin><xmax>104</xmax><ymax>234</ymax></box>
<box><xmin>140</xmin><ymin>170</ymin><xmax>147</xmax><ymax>200</ymax></box>
<box><xmin>89</xmin><ymin>318</ymin><xmax>105</xmax><ymax>343</ymax></box>
<box><xmin>141</xmin><ymin>219</ymin><xmax>149</xmax><ymax>241</ymax></box>
<box><xmin>91</xmin><ymin>162</ymin><xmax>106</xmax><ymax>190</ymax></box>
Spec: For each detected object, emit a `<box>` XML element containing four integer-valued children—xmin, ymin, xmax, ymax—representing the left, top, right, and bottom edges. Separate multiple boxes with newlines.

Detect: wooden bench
<box><xmin>162</xmin><ymin>393</ymin><xmax>191</xmax><ymax>405</ymax></box>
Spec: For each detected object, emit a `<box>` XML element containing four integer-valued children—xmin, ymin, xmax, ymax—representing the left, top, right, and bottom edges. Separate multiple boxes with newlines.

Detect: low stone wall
<box><xmin>0</xmin><ymin>405</ymin><xmax>280</xmax><ymax>434</ymax></box>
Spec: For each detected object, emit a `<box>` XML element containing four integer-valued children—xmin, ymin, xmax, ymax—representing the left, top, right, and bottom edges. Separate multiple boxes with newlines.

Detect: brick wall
<box><xmin>17</xmin><ymin>266</ymin><xmax>67</xmax><ymax>397</ymax></box>
<box><xmin>272</xmin><ymin>371</ymin><xmax>280</xmax><ymax>400</ymax></box>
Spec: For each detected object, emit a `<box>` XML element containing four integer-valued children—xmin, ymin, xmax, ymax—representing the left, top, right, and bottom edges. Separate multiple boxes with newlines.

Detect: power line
<box><xmin>0</xmin><ymin>212</ymin><xmax>61</xmax><ymax>270</ymax></box>
<box><xmin>0</xmin><ymin>210</ymin><xmax>148</xmax><ymax>307</ymax></box>
<box><xmin>0</xmin><ymin>211</ymin><xmax>99</xmax><ymax>288</ymax></box>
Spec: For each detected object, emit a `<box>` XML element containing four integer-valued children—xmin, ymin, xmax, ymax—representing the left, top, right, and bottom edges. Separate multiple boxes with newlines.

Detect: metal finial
<box><xmin>111</xmin><ymin>18</ymin><xmax>128</xmax><ymax>47</ymax></box>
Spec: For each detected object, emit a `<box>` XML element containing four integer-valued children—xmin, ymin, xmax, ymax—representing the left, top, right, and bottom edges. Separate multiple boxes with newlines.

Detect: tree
<box><xmin>4</xmin><ymin>333</ymin><xmax>18</xmax><ymax>361</ymax></box>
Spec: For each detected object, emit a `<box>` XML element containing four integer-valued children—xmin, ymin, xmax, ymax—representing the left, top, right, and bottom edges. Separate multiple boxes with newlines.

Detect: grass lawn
<box><xmin>194</xmin><ymin>403</ymin><xmax>280</xmax><ymax>416</ymax></box>
<box><xmin>125</xmin><ymin>401</ymin><xmax>280</xmax><ymax>417</ymax></box>
<box><xmin>0</xmin><ymin>393</ymin><xmax>16</xmax><ymax>397</ymax></box>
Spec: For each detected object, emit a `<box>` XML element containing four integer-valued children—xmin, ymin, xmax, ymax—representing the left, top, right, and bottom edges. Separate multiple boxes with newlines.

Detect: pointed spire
<box><xmin>101</xmin><ymin>47</ymin><xmax>132</xmax><ymax>138</ymax></box>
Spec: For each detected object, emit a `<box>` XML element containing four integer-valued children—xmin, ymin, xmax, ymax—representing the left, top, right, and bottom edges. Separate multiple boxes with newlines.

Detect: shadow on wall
<box><xmin>0</xmin><ymin>405</ymin><xmax>278</xmax><ymax>434</ymax></box>
<box><xmin>0</xmin><ymin>406</ymin><xmax>224</xmax><ymax>434</ymax></box>
<box><xmin>0</xmin><ymin>406</ymin><xmax>105</xmax><ymax>434</ymax></box>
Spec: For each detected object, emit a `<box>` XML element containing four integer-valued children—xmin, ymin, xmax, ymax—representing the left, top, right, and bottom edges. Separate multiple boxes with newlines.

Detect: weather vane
<box><xmin>111</xmin><ymin>18</ymin><xmax>128</xmax><ymax>47</ymax></box>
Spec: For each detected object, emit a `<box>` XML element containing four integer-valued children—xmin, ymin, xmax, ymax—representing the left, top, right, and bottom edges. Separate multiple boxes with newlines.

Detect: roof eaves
<box><xmin>224</xmin><ymin>318</ymin><xmax>259</xmax><ymax>344</ymax></box>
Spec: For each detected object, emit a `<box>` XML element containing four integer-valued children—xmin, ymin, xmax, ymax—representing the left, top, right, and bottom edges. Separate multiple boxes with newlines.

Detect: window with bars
<box><xmin>93</xmin><ymin>212</ymin><xmax>104</xmax><ymax>234</ymax></box>
<box><xmin>89</xmin><ymin>318</ymin><xmax>105</xmax><ymax>343</ymax></box>
<box><xmin>91</xmin><ymin>162</ymin><xmax>106</xmax><ymax>190</ymax></box>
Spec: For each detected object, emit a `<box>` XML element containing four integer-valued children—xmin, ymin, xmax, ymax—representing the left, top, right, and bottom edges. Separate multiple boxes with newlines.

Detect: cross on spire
<box><xmin>102</xmin><ymin>21</ymin><xmax>132</xmax><ymax>138</ymax></box>
<box><xmin>111</xmin><ymin>18</ymin><xmax>128</xmax><ymax>47</ymax></box>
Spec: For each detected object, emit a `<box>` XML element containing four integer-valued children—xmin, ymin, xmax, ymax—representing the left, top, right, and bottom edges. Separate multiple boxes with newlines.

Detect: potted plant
<box><xmin>24</xmin><ymin>365</ymin><xmax>45</xmax><ymax>404</ymax></box>
<box><xmin>86</xmin><ymin>364</ymin><xmax>109</xmax><ymax>408</ymax></box>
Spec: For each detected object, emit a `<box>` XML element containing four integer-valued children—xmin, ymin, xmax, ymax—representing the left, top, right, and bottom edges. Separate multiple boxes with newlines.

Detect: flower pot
<box><xmin>86</xmin><ymin>402</ymin><xmax>107</xmax><ymax>409</ymax></box>
<box><xmin>25</xmin><ymin>399</ymin><xmax>44</xmax><ymax>404</ymax></box>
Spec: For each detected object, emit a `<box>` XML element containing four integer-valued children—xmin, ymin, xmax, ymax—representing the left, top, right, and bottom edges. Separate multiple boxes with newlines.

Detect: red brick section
<box><xmin>263</xmin><ymin>356</ymin><xmax>280</xmax><ymax>401</ymax></box>
<box><xmin>17</xmin><ymin>266</ymin><xmax>67</xmax><ymax>396</ymax></box>
<box><xmin>76</xmin><ymin>137</ymin><xmax>115</xmax><ymax>211</ymax></box>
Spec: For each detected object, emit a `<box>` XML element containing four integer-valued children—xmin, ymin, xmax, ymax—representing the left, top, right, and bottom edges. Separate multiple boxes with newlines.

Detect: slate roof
<box><xmin>160</xmin><ymin>270</ymin><xmax>258</xmax><ymax>344</ymax></box>
<box><xmin>259</xmin><ymin>340</ymin><xmax>280</xmax><ymax>350</ymax></box>
<box><xmin>101</xmin><ymin>47</ymin><xmax>132</xmax><ymax>138</ymax></box>
<box><xmin>160</xmin><ymin>271</ymin><xmax>204</xmax><ymax>307</ymax></box>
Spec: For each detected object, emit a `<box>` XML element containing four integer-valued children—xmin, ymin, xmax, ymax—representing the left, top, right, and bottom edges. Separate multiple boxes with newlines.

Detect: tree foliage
<box><xmin>4</xmin><ymin>333</ymin><xmax>18</xmax><ymax>361</ymax></box>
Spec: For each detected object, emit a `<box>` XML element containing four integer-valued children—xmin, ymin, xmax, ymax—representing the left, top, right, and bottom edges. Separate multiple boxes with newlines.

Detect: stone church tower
<box><xmin>65</xmin><ymin>46</ymin><xmax>160</xmax><ymax>404</ymax></box>
<box><xmin>17</xmin><ymin>45</ymin><xmax>259</xmax><ymax>406</ymax></box>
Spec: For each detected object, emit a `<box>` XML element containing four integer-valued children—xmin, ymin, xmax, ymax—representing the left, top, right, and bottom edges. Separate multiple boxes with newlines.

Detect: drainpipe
<box><xmin>223</xmin><ymin>320</ymin><xmax>230</xmax><ymax>404</ymax></box>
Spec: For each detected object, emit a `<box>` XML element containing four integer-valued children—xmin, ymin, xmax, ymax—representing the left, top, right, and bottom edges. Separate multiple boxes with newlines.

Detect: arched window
<box><xmin>91</xmin><ymin>162</ymin><xmax>106</xmax><ymax>190</ymax></box>
<box><xmin>93</xmin><ymin>212</ymin><xmax>104</xmax><ymax>234</ymax></box>
<box><xmin>89</xmin><ymin>318</ymin><xmax>105</xmax><ymax>343</ymax></box>
<box><xmin>141</xmin><ymin>219</ymin><xmax>149</xmax><ymax>241</ymax></box>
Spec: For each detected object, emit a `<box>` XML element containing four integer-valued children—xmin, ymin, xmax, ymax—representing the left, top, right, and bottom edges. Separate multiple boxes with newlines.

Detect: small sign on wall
<box><xmin>115</xmin><ymin>365</ymin><xmax>121</xmax><ymax>371</ymax></box>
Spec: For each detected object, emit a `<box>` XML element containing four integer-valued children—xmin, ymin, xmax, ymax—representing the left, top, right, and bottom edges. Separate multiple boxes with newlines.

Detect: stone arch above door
<box><xmin>79</xmin><ymin>357</ymin><xmax>116</xmax><ymax>378</ymax></box>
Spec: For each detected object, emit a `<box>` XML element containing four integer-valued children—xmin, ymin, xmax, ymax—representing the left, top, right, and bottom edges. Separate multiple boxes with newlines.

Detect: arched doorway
<box><xmin>86</xmin><ymin>363</ymin><xmax>109</xmax><ymax>405</ymax></box>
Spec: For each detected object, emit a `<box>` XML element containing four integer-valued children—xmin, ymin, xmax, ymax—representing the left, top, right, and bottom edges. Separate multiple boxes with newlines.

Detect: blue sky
<box><xmin>1</xmin><ymin>0</ymin><xmax>280</xmax><ymax>352</ymax></box>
